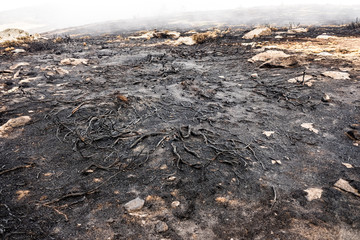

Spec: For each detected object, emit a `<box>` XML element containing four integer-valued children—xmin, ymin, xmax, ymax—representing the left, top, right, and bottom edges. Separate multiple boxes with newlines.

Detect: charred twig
<box><xmin>81</xmin><ymin>164</ymin><xmax>110</xmax><ymax>174</ymax></box>
<box><xmin>180</xmin><ymin>125</ymin><xmax>191</xmax><ymax>138</ymax></box>
<box><xmin>0</xmin><ymin>163</ymin><xmax>35</xmax><ymax>176</ymax></box>
<box><xmin>271</xmin><ymin>186</ymin><xmax>277</xmax><ymax>208</ymax></box>
<box><xmin>246</xmin><ymin>145</ymin><xmax>266</xmax><ymax>170</ymax></box>
<box><xmin>130</xmin><ymin>132</ymin><xmax>166</xmax><ymax>148</ymax></box>
<box><xmin>67</xmin><ymin>101</ymin><xmax>88</xmax><ymax>118</ymax></box>
<box><xmin>171</xmin><ymin>142</ymin><xmax>182</xmax><ymax>169</ymax></box>
<box><xmin>137</xmin><ymin>151</ymin><xmax>151</xmax><ymax>167</ymax></box>
<box><xmin>43</xmin><ymin>204</ymin><xmax>69</xmax><ymax>221</ymax></box>
<box><xmin>43</xmin><ymin>170</ymin><xmax>122</xmax><ymax>206</ymax></box>
<box><xmin>156</xmin><ymin>135</ymin><xmax>168</xmax><ymax>148</ymax></box>
<box><xmin>301</xmin><ymin>70</ymin><xmax>306</xmax><ymax>85</ymax></box>
<box><xmin>183</xmin><ymin>144</ymin><xmax>201</xmax><ymax>158</ymax></box>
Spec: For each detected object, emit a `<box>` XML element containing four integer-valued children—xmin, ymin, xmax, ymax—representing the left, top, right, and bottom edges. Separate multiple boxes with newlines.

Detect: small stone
<box><xmin>10</xmin><ymin>62</ymin><xmax>30</xmax><ymax>70</ymax></box>
<box><xmin>168</xmin><ymin>176</ymin><xmax>176</xmax><ymax>181</ymax></box>
<box><xmin>334</xmin><ymin>179</ymin><xmax>360</xmax><ymax>197</ymax></box>
<box><xmin>316</xmin><ymin>34</ymin><xmax>336</xmax><ymax>39</ymax></box>
<box><xmin>159</xmin><ymin>164</ymin><xmax>167</xmax><ymax>170</ymax></box>
<box><xmin>271</xmin><ymin>160</ymin><xmax>282</xmax><ymax>165</ymax></box>
<box><xmin>243</xmin><ymin>27</ymin><xmax>272</xmax><ymax>39</ymax></box>
<box><xmin>12</xmin><ymin>49</ymin><xmax>26</xmax><ymax>54</ymax></box>
<box><xmin>287</xmin><ymin>28</ymin><xmax>308</xmax><ymax>34</ymax></box>
<box><xmin>317</xmin><ymin>52</ymin><xmax>333</xmax><ymax>56</ymax></box>
<box><xmin>171</xmin><ymin>201</ymin><xmax>180</xmax><ymax>208</ymax></box>
<box><xmin>321</xmin><ymin>93</ymin><xmax>331</xmax><ymax>102</ymax></box>
<box><xmin>288</xmin><ymin>75</ymin><xmax>312</xmax><ymax>83</ymax></box>
<box><xmin>342</xmin><ymin>163</ymin><xmax>354</xmax><ymax>169</ymax></box>
<box><xmin>304</xmin><ymin>188</ymin><xmax>323</xmax><ymax>201</ymax></box>
<box><xmin>275</xmin><ymin>35</ymin><xmax>283</xmax><ymax>39</ymax></box>
<box><xmin>301</xmin><ymin>123</ymin><xmax>319</xmax><ymax>134</ymax></box>
<box><xmin>124</xmin><ymin>197</ymin><xmax>145</xmax><ymax>212</ymax></box>
<box><xmin>249</xmin><ymin>50</ymin><xmax>290</xmax><ymax>62</ymax></box>
<box><xmin>218</xmin><ymin>76</ymin><xmax>225</xmax><ymax>79</ymax></box>
<box><xmin>263</xmin><ymin>131</ymin><xmax>275</xmax><ymax>137</ymax></box>
<box><xmin>322</xmin><ymin>71</ymin><xmax>350</xmax><ymax>80</ymax></box>
<box><xmin>251</xmin><ymin>73</ymin><xmax>259</xmax><ymax>79</ymax></box>
<box><xmin>60</xmin><ymin>58</ymin><xmax>89</xmax><ymax>66</ymax></box>
<box><xmin>155</xmin><ymin>221</ymin><xmax>168</xmax><ymax>233</ymax></box>
<box><xmin>0</xmin><ymin>116</ymin><xmax>31</xmax><ymax>138</ymax></box>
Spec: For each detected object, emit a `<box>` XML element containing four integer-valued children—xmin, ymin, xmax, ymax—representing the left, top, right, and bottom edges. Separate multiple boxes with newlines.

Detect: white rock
<box><xmin>243</xmin><ymin>27</ymin><xmax>272</xmax><ymax>39</ymax></box>
<box><xmin>12</xmin><ymin>49</ymin><xmax>26</xmax><ymax>54</ymax></box>
<box><xmin>241</xmin><ymin>42</ymin><xmax>256</xmax><ymax>47</ymax></box>
<box><xmin>0</xmin><ymin>28</ymin><xmax>29</xmax><ymax>43</ymax></box>
<box><xmin>287</xmin><ymin>28</ymin><xmax>308</xmax><ymax>34</ymax></box>
<box><xmin>301</xmin><ymin>123</ymin><xmax>319</xmax><ymax>134</ymax></box>
<box><xmin>155</xmin><ymin>221</ymin><xmax>169</xmax><ymax>233</ymax></box>
<box><xmin>171</xmin><ymin>37</ymin><xmax>196</xmax><ymax>46</ymax></box>
<box><xmin>317</xmin><ymin>52</ymin><xmax>333</xmax><ymax>56</ymax></box>
<box><xmin>334</xmin><ymin>179</ymin><xmax>360</xmax><ymax>197</ymax></box>
<box><xmin>316</xmin><ymin>34</ymin><xmax>336</xmax><ymax>39</ymax></box>
<box><xmin>304</xmin><ymin>188</ymin><xmax>323</xmax><ymax>201</ymax></box>
<box><xmin>124</xmin><ymin>197</ymin><xmax>145</xmax><ymax>212</ymax></box>
<box><xmin>263</xmin><ymin>131</ymin><xmax>275</xmax><ymax>137</ymax></box>
<box><xmin>168</xmin><ymin>176</ymin><xmax>176</xmax><ymax>181</ymax></box>
<box><xmin>249</xmin><ymin>50</ymin><xmax>290</xmax><ymax>62</ymax></box>
<box><xmin>342</xmin><ymin>163</ymin><xmax>354</xmax><ymax>169</ymax></box>
<box><xmin>55</xmin><ymin>67</ymin><xmax>69</xmax><ymax>76</ymax></box>
<box><xmin>171</xmin><ymin>201</ymin><xmax>180</xmax><ymax>208</ymax></box>
<box><xmin>128</xmin><ymin>31</ymin><xmax>155</xmax><ymax>40</ymax></box>
<box><xmin>251</xmin><ymin>73</ymin><xmax>259</xmax><ymax>79</ymax></box>
<box><xmin>275</xmin><ymin>35</ymin><xmax>283</xmax><ymax>39</ymax></box>
<box><xmin>10</xmin><ymin>62</ymin><xmax>30</xmax><ymax>70</ymax></box>
<box><xmin>0</xmin><ymin>116</ymin><xmax>31</xmax><ymax>138</ymax></box>
<box><xmin>322</xmin><ymin>71</ymin><xmax>350</xmax><ymax>80</ymax></box>
<box><xmin>321</xmin><ymin>93</ymin><xmax>331</xmax><ymax>102</ymax></box>
<box><xmin>288</xmin><ymin>75</ymin><xmax>312</xmax><ymax>83</ymax></box>
<box><xmin>60</xmin><ymin>58</ymin><xmax>88</xmax><ymax>66</ymax></box>
<box><xmin>271</xmin><ymin>160</ymin><xmax>282</xmax><ymax>165</ymax></box>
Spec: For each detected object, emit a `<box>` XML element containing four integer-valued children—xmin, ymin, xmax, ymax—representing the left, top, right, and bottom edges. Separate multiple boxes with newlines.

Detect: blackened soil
<box><xmin>0</xmin><ymin>26</ymin><xmax>359</xmax><ymax>240</ymax></box>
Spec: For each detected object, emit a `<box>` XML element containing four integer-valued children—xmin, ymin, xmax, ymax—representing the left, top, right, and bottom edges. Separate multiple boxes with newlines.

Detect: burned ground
<box><xmin>0</xmin><ymin>26</ymin><xmax>359</xmax><ymax>239</ymax></box>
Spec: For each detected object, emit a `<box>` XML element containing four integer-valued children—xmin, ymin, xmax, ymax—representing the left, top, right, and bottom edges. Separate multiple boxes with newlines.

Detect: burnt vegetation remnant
<box><xmin>347</xmin><ymin>17</ymin><xmax>360</xmax><ymax>29</ymax></box>
<box><xmin>0</xmin><ymin>25</ymin><xmax>360</xmax><ymax>239</ymax></box>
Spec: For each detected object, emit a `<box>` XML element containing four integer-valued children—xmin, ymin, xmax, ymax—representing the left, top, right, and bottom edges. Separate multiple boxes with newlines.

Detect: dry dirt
<box><xmin>0</xmin><ymin>26</ymin><xmax>360</xmax><ymax>240</ymax></box>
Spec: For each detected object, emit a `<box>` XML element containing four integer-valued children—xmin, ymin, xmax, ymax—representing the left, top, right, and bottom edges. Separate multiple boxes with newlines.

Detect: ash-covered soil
<box><xmin>0</xmin><ymin>26</ymin><xmax>360</xmax><ymax>240</ymax></box>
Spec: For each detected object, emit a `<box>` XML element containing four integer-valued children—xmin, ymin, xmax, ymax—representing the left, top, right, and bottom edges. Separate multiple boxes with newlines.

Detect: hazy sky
<box><xmin>1</xmin><ymin>0</ymin><xmax>357</xmax><ymax>13</ymax></box>
<box><xmin>0</xmin><ymin>0</ymin><xmax>358</xmax><ymax>32</ymax></box>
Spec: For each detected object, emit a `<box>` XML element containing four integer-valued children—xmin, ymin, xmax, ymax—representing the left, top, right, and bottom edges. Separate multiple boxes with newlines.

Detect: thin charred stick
<box><xmin>81</xmin><ymin>164</ymin><xmax>110</xmax><ymax>175</ymax></box>
<box><xmin>130</xmin><ymin>132</ymin><xmax>166</xmax><ymax>148</ymax></box>
<box><xmin>43</xmin><ymin>170</ymin><xmax>122</xmax><ymax>206</ymax></box>
<box><xmin>67</xmin><ymin>101</ymin><xmax>87</xmax><ymax>118</ymax></box>
<box><xmin>246</xmin><ymin>145</ymin><xmax>266</xmax><ymax>170</ymax></box>
<box><xmin>301</xmin><ymin>70</ymin><xmax>306</xmax><ymax>85</ymax></box>
<box><xmin>0</xmin><ymin>163</ymin><xmax>35</xmax><ymax>176</ymax></box>
<box><xmin>171</xmin><ymin>142</ymin><xmax>182</xmax><ymax>169</ymax></box>
<box><xmin>137</xmin><ymin>151</ymin><xmax>151</xmax><ymax>167</ymax></box>
<box><xmin>271</xmin><ymin>186</ymin><xmax>277</xmax><ymax>208</ymax></box>
<box><xmin>183</xmin><ymin>144</ymin><xmax>201</xmax><ymax>158</ymax></box>
<box><xmin>180</xmin><ymin>125</ymin><xmax>191</xmax><ymax>138</ymax></box>
<box><xmin>156</xmin><ymin>135</ymin><xmax>168</xmax><ymax>148</ymax></box>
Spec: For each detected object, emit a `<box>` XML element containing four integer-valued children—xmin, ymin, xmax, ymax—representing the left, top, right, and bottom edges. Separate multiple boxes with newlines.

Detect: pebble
<box><xmin>321</xmin><ymin>93</ymin><xmax>331</xmax><ymax>102</ymax></box>
<box><xmin>251</xmin><ymin>73</ymin><xmax>259</xmax><ymax>79</ymax></box>
<box><xmin>171</xmin><ymin>201</ymin><xmax>180</xmax><ymax>208</ymax></box>
<box><xmin>168</xmin><ymin>176</ymin><xmax>176</xmax><ymax>181</ymax></box>
<box><xmin>155</xmin><ymin>221</ymin><xmax>169</xmax><ymax>233</ymax></box>
<box><xmin>124</xmin><ymin>197</ymin><xmax>145</xmax><ymax>212</ymax></box>
<box><xmin>12</xmin><ymin>49</ymin><xmax>26</xmax><ymax>54</ymax></box>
